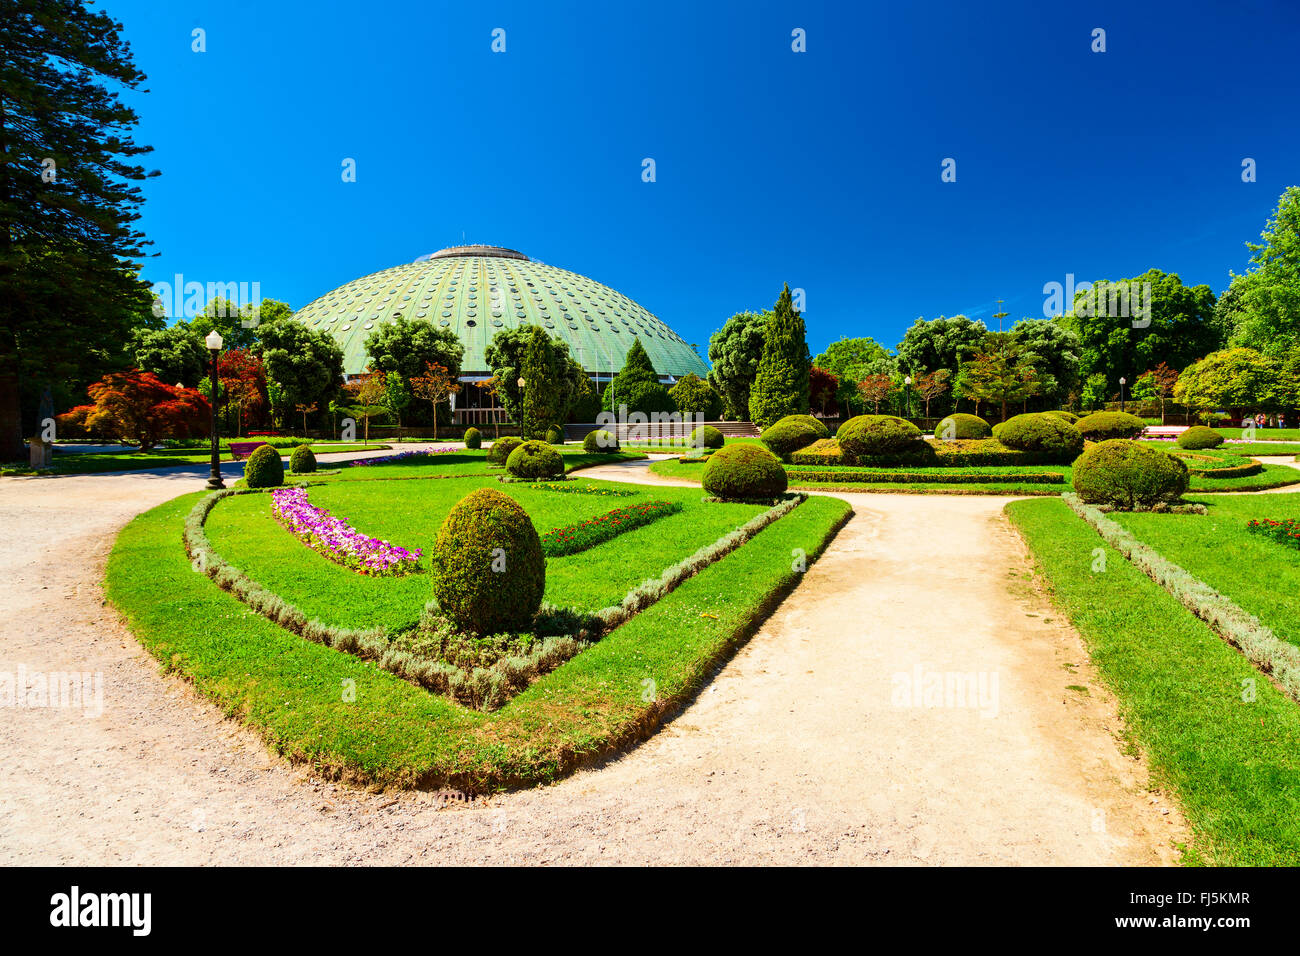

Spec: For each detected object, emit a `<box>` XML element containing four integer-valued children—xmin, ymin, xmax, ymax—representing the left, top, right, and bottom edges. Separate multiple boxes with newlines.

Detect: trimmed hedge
<box><xmin>463</xmin><ymin>427</ymin><xmax>482</xmax><ymax>449</ymax></box>
<box><xmin>702</xmin><ymin>443</ymin><xmax>788</xmax><ymax>500</ymax></box>
<box><xmin>506</xmin><ymin>440</ymin><xmax>565</xmax><ymax>479</ymax></box>
<box><xmin>760</xmin><ymin>415</ymin><xmax>828</xmax><ymax>459</ymax></box>
<box><xmin>689</xmin><ymin>425</ymin><xmax>725</xmax><ymax>450</ymax></box>
<box><xmin>1171</xmin><ymin>450</ymin><xmax>1262</xmax><ymax>478</ymax></box>
<box><xmin>545</xmin><ymin>425</ymin><xmax>565</xmax><ymax>445</ymax></box>
<box><xmin>582</xmin><ymin>429</ymin><xmax>619</xmax><ymax>453</ymax></box>
<box><xmin>244</xmin><ymin>444</ymin><xmax>284</xmax><ymax>488</ymax></box>
<box><xmin>1177</xmin><ymin>425</ymin><xmax>1225</xmax><ymax>450</ymax></box>
<box><xmin>995</xmin><ymin>413</ymin><xmax>1084</xmax><ymax>461</ymax></box>
<box><xmin>786</xmin><ymin>469</ymin><xmax>1064</xmax><ymax>485</ymax></box>
<box><xmin>1072</xmin><ymin>439</ymin><xmax>1189</xmax><ymax>510</ymax></box>
<box><xmin>486</xmin><ymin>436</ymin><xmax>523</xmax><ymax>465</ymax></box>
<box><xmin>836</xmin><ymin>415</ymin><xmax>924</xmax><ymax>461</ymax></box>
<box><xmin>1076</xmin><ymin>411</ymin><xmax>1145</xmax><ymax>441</ymax></box>
<box><xmin>288</xmin><ymin>445</ymin><xmax>317</xmax><ymax>474</ymax></box>
<box><xmin>791</xmin><ymin>437</ymin><xmax>1066</xmax><ymax>468</ymax></box>
<box><xmin>1044</xmin><ymin>410</ymin><xmax>1079</xmax><ymax>424</ymax></box>
<box><xmin>934</xmin><ymin>413</ymin><xmax>991</xmax><ymax>440</ymax></box>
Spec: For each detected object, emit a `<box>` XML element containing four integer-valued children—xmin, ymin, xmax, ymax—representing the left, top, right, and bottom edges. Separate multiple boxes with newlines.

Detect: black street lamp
<box><xmin>904</xmin><ymin>375</ymin><xmax>913</xmax><ymax>420</ymax></box>
<box><xmin>205</xmin><ymin>330</ymin><xmax>224</xmax><ymax>490</ymax></box>
<box><xmin>1119</xmin><ymin>376</ymin><xmax>1127</xmax><ymax>414</ymax></box>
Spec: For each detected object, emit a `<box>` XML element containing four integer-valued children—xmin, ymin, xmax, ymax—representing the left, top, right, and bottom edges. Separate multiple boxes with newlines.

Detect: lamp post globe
<box><xmin>1119</xmin><ymin>376</ymin><xmax>1127</xmax><ymax>414</ymax></box>
<box><xmin>204</xmin><ymin>330</ymin><xmax>224</xmax><ymax>490</ymax></box>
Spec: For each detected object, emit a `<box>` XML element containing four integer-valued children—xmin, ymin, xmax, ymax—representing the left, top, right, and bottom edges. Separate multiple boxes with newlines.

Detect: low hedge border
<box><xmin>786</xmin><ymin>469</ymin><xmax>1065</xmax><ymax>485</ymax></box>
<box><xmin>1170</xmin><ymin>452</ymin><xmax>1264</xmax><ymax>479</ymax></box>
<box><xmin>497</xmin><ymin>474</ymin><xmax>575</xmax><ymax>484</ymax></box>
<box><xmin>1062</xmin><ymin>492</ymin><xmax>1300</xmax><ymax>704</ymax></box>
<box><xmin>521</xmin><ymin>482</ymin><xmax>638</xmax><ymax>497</ymax></box>
<box><xmin>791</xmin><ymin>439</ymin><xmax>1065</xmax><ymax>468</ymax></box>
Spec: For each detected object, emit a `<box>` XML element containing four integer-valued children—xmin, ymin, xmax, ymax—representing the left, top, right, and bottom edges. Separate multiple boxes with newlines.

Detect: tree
<box><xmin>348</xmin><ymin>370</ymin><xmax>388</xmax><ymax>444</ymax></box>
<box><xmin>955</xmin><ymin>333</ymin><xmax>1042</xmax><ymax>421</ymax></box>
<box><xmin>857</xmin><ymin>374</ymin><xmax>895</xmax><ymax>414</ymax></box>
<box><xmin>1174</xmin><ymin>348</ymin><xmax>1281</xmax><ymax>413</ymax></box>
<box><xmin>707</xmin><ymin>310</ymin><xmax>768</xmax><ymax>419</ymax></box>
<box><xmin>1132</xmin><ymin>362</ymin><xmax>1180</xmax><ymax>423</ymax></box>
<box><xmin>483</xmin><ymin>325</ymin><xmax>585</xmax><ymax>426</ymax></box>
<box><xmin>520</xmin><ymin>329</ymin><xmax>564</xmax><ymax>437</ymax></box>
<box><xmin>364</xmin><ymin>315</ymin><xmax>463</xmax><ymax>381</ymax></box>
<box><xmin>216</xmin><ymin>349</ymin><xmax>268</xmax><ymax>436</ymax></box>
<box><xmin>382</xmin><ymin>371</ymin><xmax>411</xmax><ymax>429</ymax></box>
<box><xmin>602</xmin><ymin>336</ymin><xmax>672</xmax><ymax>416</ymax></box>
<box><xmin>1</xmin><ymin>1</ymin><xmax>160</xmax><ymax>459</ymax></box>
<box><xmin>814</xmin><ymin>336</ymin><xmax>895</xmax><ymax>416</ymax></box>
<box><xmin>749</xmin><ymin>285</ymin><xmax>811</xmax><ymax>427</ymax></box>
<box><xmin>410</xmin><ymin>362</ymin><xmax>458</xmax><ymax>430</ymax></box>
<box><xmin>809</xmin><ymin>367</ymin><xmax>840</xmax><ymax>416</ymax></box>
<box><xmin>1008</xmin><ymin>318</ymin><xmax>1081</xmax><ymax>409</ymax></box>
<box><xmin>1227</xmin><ymin>186</ymin><xmax>1300</xmax><ymax>358</ymax></box>
<box><xmin>57</xmin><ymin>370</ymin><xmax>208</xmax><ymax>450</ymax></box>
<box><xmin>668</xmin><ymin>373</ymin><xmax>721</xmax><ymax>418</ymax></box>
<box><xmin>189</xmin><ymin>298</ymin><xmax>283</xmax><ymax>353</ymax></box>
<box><xmin>130</xmin><ymin>324</ymin><xmax>208</xmax><ymax>387</ymax></box>
<box><xmin>912</xmin><ymin>369</ymin><xmax>951</xmax><ymax>418</ymax></box>
<box><xmin>254</xmin><ymin>319</ymin><xmax>344</xmax><ymax>425</ymax></box>
<box><xmin>294</xmin><ymin>403</ymin><xmax>318</xmax><ymax>436</ymax></box>
<box><xmin>895</xmin><ymin>316</ymin><xmax>988</xmax><ymax>379</ymax></box>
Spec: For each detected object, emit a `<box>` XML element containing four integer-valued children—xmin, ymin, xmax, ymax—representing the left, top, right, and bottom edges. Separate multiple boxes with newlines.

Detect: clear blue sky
<box><xmin>109</xmin><ymin>0</ymin><xmax>1300</xmax><ymax>358</ymax></box>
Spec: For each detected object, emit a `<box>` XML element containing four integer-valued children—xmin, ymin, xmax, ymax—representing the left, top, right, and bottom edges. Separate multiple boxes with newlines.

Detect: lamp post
<box><xmin>204</xmin><ymin>330</ymin><xmax>224</xmax><ymax>490</ymax></box>
<box><xmin>904</xmin><ymin>375</ymin><xmax>913</xmax><ymax>420</ymax></box>
<box><xmin>448</xmin><ymin>386</ymin><xmax>457</xmax><ymax>437</ymax></box>
<box><xmin>1119</xmin><ymin>376</ymin><xmax>1127</xmax><ymax>414</ymax></box>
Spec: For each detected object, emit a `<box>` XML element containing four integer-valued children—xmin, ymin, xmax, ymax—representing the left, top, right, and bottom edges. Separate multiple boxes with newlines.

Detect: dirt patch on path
<box><xmin>0</xmin><ymin>455</ymin><xmax>1184</xmax><ymax>864</ymax></box>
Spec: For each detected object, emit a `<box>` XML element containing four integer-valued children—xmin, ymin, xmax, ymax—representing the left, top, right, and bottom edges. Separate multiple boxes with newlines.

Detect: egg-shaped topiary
<box><xmin>1176</xmin><ymin>425</ymin><xmax>1224</xmax><ymax>450</ymax></box>
<box><xmin>995</xmin><ymin>413</ymin><xmax>1084</xmax><ymax>461</ymax></box>
<box><xmin>689</xmin><ymin>425</ymin><xmax>725</xmax><ymax>450</ymax></box>
<box><xmin>760</xmin><ymin>415</ymin><xmax>829</xmax><ymax>460</ymax></box>
<box><xmin>836</xmin><ymin>415</ymin><xmax>924</xmax><ymax>462</ymax></box>
<box><xmin>1075</xmin><ymin>411</ymin><xmax>1146</xmax><ymax>441</ymax></box>
<box><xmin>431</xmin><ymin>489</ymin><xmax>545</xmax><ymax>634</ymax></box>
<box><xmin>244</xmin><ymin>444</ymin><xmax>284</xmax><ymax>488</ymax></box>
<box><xmin>288</xmin><ymin>444</ymin><xmax>317</xmax><ymax>474</ymax></box>
<box><xmin>463</xmin><ymin>427</ymin><xmax>482</xmax><ymax>449</ymax></box>
<box><xmin>1044</xmin><ymin>410</ymin><xmax>1079</xmax><ymax>424</ymax></box>
<box><xmin>702</xmin><ymin>443</ymin><xmax>788</xmax><ymax>500</ymax></box>
<box><xmin>1072</xmin><ymin>439</ymin><xmax>1189</xmax><ymax>510</ymax></box>
<box><xmin>486</xmin><ymin>436</ymin><xmax>523</xmax><ymax>465</ymax></box>
<box><xmin>583</xmin><ymin>429</ymin><xmax>619</xmax><ymax>453</ymax></box>
<box><xmin>506</xmin><ymin>440</ymin><xmax>565</xmax><ymax>479</ymax></box>
<box><xmin>933</xmin><ymin>413</ymin><xmax>991</xmax><ymax>440</ymax></box>
<box><xmin>545</xmin><ymin>425</ymin><xmax>565</xmax><ymax>445</ymax></box>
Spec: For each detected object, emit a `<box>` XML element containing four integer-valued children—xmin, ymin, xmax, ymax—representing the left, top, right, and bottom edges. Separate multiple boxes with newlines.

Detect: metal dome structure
<box><xmin>290</xmin><ymin>245</ymin><xmax>708</xmax><ymax>381</ymax></box>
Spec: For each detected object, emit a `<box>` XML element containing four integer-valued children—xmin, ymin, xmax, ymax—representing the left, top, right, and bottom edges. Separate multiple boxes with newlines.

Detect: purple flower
<box><xmin>270</xmin><ymin>488</ymin><xmax>421</xmax><ymax>575</ymax></box>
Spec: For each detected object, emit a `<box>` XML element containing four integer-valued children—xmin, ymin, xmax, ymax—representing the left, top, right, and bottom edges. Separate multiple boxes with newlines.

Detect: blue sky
<box><xmin>110</xmin><ymin>0</ymin><xmax>1299</xmax><ymax>358</ymax></box>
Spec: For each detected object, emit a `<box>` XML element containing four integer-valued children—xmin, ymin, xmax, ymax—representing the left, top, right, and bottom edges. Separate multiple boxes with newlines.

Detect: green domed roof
<box><xmin>291</xmin><ymin>246</ymin><xmax>708</xmax><ymax>379</ymax></box>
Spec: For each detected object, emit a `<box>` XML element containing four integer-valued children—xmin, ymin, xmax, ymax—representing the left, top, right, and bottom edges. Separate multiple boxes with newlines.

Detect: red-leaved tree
<box><xmin>810</xmin><ymin>366</ymin><xmax>840</xmax><ymax>416</ymax></box>
<box><xmin>217</xmin><ymin>349</ymin><xmax>269</xmax><ymax>436</ymax></box>
<box><xmin>58</xmin><ymin>370</ymin><xmax>209</xmax><ymax>450</ymax></box>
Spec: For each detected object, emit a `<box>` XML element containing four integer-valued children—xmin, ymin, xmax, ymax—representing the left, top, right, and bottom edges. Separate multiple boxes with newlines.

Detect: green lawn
<box><xmin>1006</xmin><ymin>496</ymin><xmax>1300</xmax><ymax>866</ymax></box>
<box><xmin>0</xmin><ymin>443</ymin><xmax>388</xmax><ymax>476</ymax></box>
<box><xmin>1215</xmin><ymin>427</ymin><xmax>1300</xmax><ymax>442</ymax></box>
<box><xmin>313</xmin><ymin>446</ymin><xmax>644</xmax><ymax>482</ymax></box>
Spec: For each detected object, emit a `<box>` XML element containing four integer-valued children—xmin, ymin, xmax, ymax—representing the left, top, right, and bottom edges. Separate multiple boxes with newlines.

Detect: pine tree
<box><xmin>748</xmin><ymin>285</ymin><xmax>811</xmax><ymax>427</ymax></box>
<box><xmin>601</xmin><ymin>337</ymin><xmax>672</xmax><ymax>415</ymax></box>
<box><xmin>520</xmin><ymin>327</ymin><xmax>562</xmax><ymax>438</ymax></box>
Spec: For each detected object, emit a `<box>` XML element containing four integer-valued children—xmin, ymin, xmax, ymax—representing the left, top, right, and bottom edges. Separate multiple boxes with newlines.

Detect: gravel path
<box><xmin>0</xmin><ymin>450</ymin><xmax>1186</xmax><ymax>865</ymax></box>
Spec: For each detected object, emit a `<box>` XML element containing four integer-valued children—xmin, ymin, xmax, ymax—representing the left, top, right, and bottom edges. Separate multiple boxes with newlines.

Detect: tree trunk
<box><xmin>0</xmin><ymin>364</ymin><xmax>24</xmax><ymax>462</ymax></box>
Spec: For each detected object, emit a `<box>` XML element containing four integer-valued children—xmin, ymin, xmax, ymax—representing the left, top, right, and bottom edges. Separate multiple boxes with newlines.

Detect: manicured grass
<box><xmin>0</xmin><ymin>443</ymin><xmax>388</xmax><ymax>476</ymax></box>
<box><xmin>313</xmin><ymin>447</ymin><xmax>644</xmax><ymax>482</ymax></box>
<box><xmin>105</xmin><ymin>485</ymin><xmax>851</xmax><ymax>790</ymax></box>
<box><xmin>1006</xmin><ymin>496</ymin><xmax>1300</xmax><ymax>866</ymax></box>
<box><xmin>1215</xmin><ymin>427</ymin><xmax>1300</xmax><ymax>442</ymax></box>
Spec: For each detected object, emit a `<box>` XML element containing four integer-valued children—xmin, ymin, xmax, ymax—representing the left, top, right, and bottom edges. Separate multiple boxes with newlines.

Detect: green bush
<box><xmin>244</xmin><ymin>444</ymin><xmax>284</xmax><ymax>488</ymax></box>
<box><xmin>545</xmin><ymin>425</ymin><xmax>565</xmax><ymax>445</ymax></box>
<box><xmin>431</xmin><ymin>489</ymin><xmax>545</xmax><ymax>634</ymax></box>
<box><xmin>933</xmin><ymin>413</ymin><xmax>991</xmax><ymax>440</ymax></box>
<box><xmin>463</xmin><ymin>427</ymin><xmax>482</xmax><ymax>449</ymax></box>
<box><xmin>760</xmin><ymin>415</ymin><xmax>829</xmax><ymax>459</ymax></box>
<box><xmin>689</xmin><ymin>425</ymin><xmax>725</xmax><ymax>449</ymax></box>
<box><xmin>1075</xmin><ymin>411</ymin><xmax>1146</xmax><ymax>441</ymax></box>
<box><xmin>1176</xmin><ymin>425</ymin><xmax>1225</xmax><ymax>449</ymax></box>
<box><xmin>702</xmin><ymin>444</ymin><xmax>788</xmax><ymax>500</ymax></box>
<box><xmin>995</xmin><ymin>413</ymin><xmax>1084</xmax><ymax>462</ymax></box>
<box><xmin>506</xmin><ymin>440</ymin><xmax>565</xmax><ymax>479</ymax></box>
<box><xmin>486</xmin><ymin>436</ymin><xmax>523</xmax><ymax>465</ymax></box>
<box><xmin>288</xmin><ymin>444</ymin><xmax>317</xmax><ymax>474</ymax></box>
<box><xmin>836</xmin><ymin>415</ymin><xmax>923</xmax><ymax>462</ymax></box>
<box><xmin>583</xmin><ymin>429</ymin><xmax>619</xmax><ymax>453</ymax></box>
<box><xmin>1072</xmin><ymin>439</ymin><xmax>1189</xmax><ymax>510</ymax></box>
<box><xmin>1044</xmin><ymin>410</ymin><xmax>1079</xmax><ymax>424</ymax></box>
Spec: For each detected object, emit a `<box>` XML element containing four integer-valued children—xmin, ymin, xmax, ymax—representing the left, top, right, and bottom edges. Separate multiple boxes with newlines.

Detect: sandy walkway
<box><xmin>0</xmin><ymin>451</ymin><xmax>1185</xmax><ymax>865</ymax></box>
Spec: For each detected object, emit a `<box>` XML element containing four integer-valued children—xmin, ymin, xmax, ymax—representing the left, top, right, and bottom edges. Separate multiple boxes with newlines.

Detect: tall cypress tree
<box><xmin>520</xmin><ymin>326</ymin><xmax>562</xmax><ymax>438</ymax></box>
<box><xmin>601</xmin><ymin>337</ymin><xmax>672</xmax><ymax>415</ymax></box>
<box><xmin>748</xmin><ymin>284</ymin><xmax>811</xmax><ymax>426</ymax></box>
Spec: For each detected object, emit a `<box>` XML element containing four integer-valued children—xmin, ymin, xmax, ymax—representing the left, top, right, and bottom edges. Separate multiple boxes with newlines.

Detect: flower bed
<box><xmin>270</xmin><ymin>487</ymin><xmax>421</xmax><ymax>574</ymax></box>
<box><xmin>349</xmin><ymin>447</ymin><xmax>460</xmax><ymax>466</ymax></box>
<box><xmin>540</xmin><ymin>500</ymin><xmax>682</xmax><ymax>556</ymax></box>
<box><xmin>526</xmin><ymin>482</ymin><xmax>637</xmax><ymax>497</ymax></box>
<box><xmin>1246</xmin><ymin>518</ymin><xmax>1300</xmax><ymax>552</ymax></box>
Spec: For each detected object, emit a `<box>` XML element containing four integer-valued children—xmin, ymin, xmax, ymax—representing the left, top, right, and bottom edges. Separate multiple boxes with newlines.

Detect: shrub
<box><xmin>545</xmin><ymin>425</ymin><xmax>564</xmax><ymax>445</ymax></box>
<box><xmin>760</xmin><ymin>415</ymin><xmax>829</xmax><ymax>459</ymax></box>
<box><xmin>689</xmin><ymin>425</ymin><xmax>725</xmax><ymax>449</ymax></box>
<box><xmin>506</xmin><ymin>440</ymin><xmax>565</xmax><ymax>479</ymax></box>
<box><xmin>1072</xmin><ymin>439</ymin><xmax>1189</xmax><ymax>510</ymax></box>
<box><xmin>463</xmin><ymin>427</ymin><xmax>482</xmax><ymax>449</ymax></box>
<box><xmin>995</xmin><ymin>413</ymin><xmax>1084</xmax><ymax>462</ymax></box>
<box><xmin>244</xmin><ymin>444</ymin><xmax>284</xmax><ymax>488</ymax></box>
<box><xmin>1044</xmin><ymin>410</ymin><xmax>1079</xmax><ymax>424</ymax></box>
<box><xmin>583</xmin><ymin>429</ymin><xmax>619</xmax><ymax>453</ymax></box>
<box><xmin>790</xmin><ymin>437</ymin><xmax>843</xmax><ymax>465</ymax></box>
<box><xmin>288</xmin><ymin>444</ymin><xmax>317</xmax><ymax>474</ymax></box>
<box><xmin>702</xmin><ymin>444</ymin><xmax>788</xmax><ymax>500</ymax></box>
<box><xmin>1177</xmin><ymin>425</ymin><xmax>1225</xmax><ymax>449</ymax></box>
<box><xmin>486</xmin><ymin>436</ymin><xmax>523</xmax><ymax>465</ymax></box>
<box><xmin>933</xmin><ymin>413</ymin><xmax>990</xmax><ymax>440</ymax></box>
<box><xmin>1075</xmin><ymin>411</ymin><xmax>1145</xmax><ymax>441</ymax></box>
<box><xmin>431</xmin><ymin>489</ymin><xmax>545</xmax><ymax>634</ymax></box>
<box><xmin>836</xmin><ymin>415</ymin><xmax>923</xmax><ymax>462</ymax></box>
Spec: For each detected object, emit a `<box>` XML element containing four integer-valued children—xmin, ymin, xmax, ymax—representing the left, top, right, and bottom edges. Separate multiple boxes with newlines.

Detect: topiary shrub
<box><xmin>463</xmin><ymin>427</ymin><xmax>482</xmax><ymax>449</ymax></box>
<box><xmin>583</xmin><ymin>429</ymin><xmax>619</xmax><ymax>453</ymax></box>
<box><xmin>288</xmin><ymin>444</ymin><xmax>317</xmax><ymax>474</ymax></box>
<box><xmin>506</xmin><ymin>440</ymin><xmax>565</xmax><ymax>479</ymax></box>
<box><xmin>244</xmin><ymin>444</ymin><xmax>284</xmax><ymax>488</ymax></box>
<box><xmin>486</xmin><ymin>436</ymin><xmax>523</xmax><ymax>465</ymax></box>
<box><xmin>689</xmin><ymin>425</ymin><xmax>725</xmax><ymax>449</ymax></box>
<box><xmin>431</xmin><ymin>489</ymin><xmax>545</xmax><ymax>634</ymax></box>
<box><xmin>1072</xmin><ymin>439</ymin><xmax>1189</xmax><ymax>510</ymax></box>
<box><xmin>702</xmin><ymin>443</ymin><xmax>788</xmax><ymax>500</ymax></box>
<box><xmin>1075</xmin><ymin>411</ymin><xmax>1145</xmax><ymax>441</ymax></box>
<box><xmin>1176</xmin><ymin>425</ymin><xmax>1225</xmax><ymax>449</ymax></box>
<box><xmin>995</xmin><ymin>413</ymin><xmax>1084</xmax><ymax>462</ymax></box>
<box><xmin>760</xmin><ymin>415</ymin><xmax>828</xmax><ymax>460</ymax></box>
<box><xmin>1044</xmin><ymin>410</ymin><xmax>1079</xmax><ymax>424</ymax></box>
<box><xmin>933</xmin><ymin>413</ymin><xmax>991</xmax><ymax>440</ymax></box>
<box><xmin>836</xmin><ymin>415</ymin><xmax>924</xmax><ymax>462</ymax></box>
<box><xmin>545</xmin><ymin>425</ymin><xmax>564</xmax><ymax>445</ymax></box>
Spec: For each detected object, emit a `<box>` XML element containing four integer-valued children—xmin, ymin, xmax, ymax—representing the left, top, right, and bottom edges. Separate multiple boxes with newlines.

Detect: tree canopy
<box><xmin>749</xmin><ymin>285</ymin><xmax>811</xmax><ymax>427</ymax></box>
<box><xmin>1226</xmin><ymin>186</ymin><xmax>1300</xmax><ymax>358</ymax></box>
<box><xmin>707</xmin><ymin>310</ymin><xmax>767</xmax><ymax>420</ymax></box>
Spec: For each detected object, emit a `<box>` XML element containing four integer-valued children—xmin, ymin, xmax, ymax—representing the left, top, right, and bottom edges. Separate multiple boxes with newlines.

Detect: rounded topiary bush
<box><xmin>583</xmin><ymin>429</ymin><xmax>619</xmax><ymax>453</ymax></box>
<box><xmin>1043</xmin><ymin>410</ymin><xmax>1079</xmax><ymax>424</ymax></box>
<box><xmin>288</xmin><ymin>444</ymin><xmax>317</xmax><ymax>474</ymax></box>
<box><xmin>1075</xmin><ymin>411</ymin><xmax>1145</xmax><ymax>441</ymax></box>
<box><xmin>244</xmin><ymin>444</ymin><xmax>284</xmax><ymax>488</ymax></box>
<box><xmin>836</xmin><ymin>415</ymin><xmax>923</xmax><ymax>461</ymax></box>
<box><xmin>506</xmin><ymin>440</ymin><xmax>565</xmax><ymax>479</ymax></box>
<box><xmin>702</xmin><ymin>443</ymin><xmax>788</xmax><ymax>500</ymax></box>
<box><xmin>933</xmin><ymin>413</ymin><xmax>991</xmax><ymax>440</ymax></box>
<box><xmin>431</xmin><ymin>489</ymin><xmax>545</xmax><ymax>634</ymax></box>
<box><xmin>1072</xmin><ymin>439</ymin><xmax>1189</xmax><ymax>510</ymax></box>
<box><xmin>995</xmin><ymin>413</ymin><xmax>1084</xmax><ymax>460</ymax></box>
<box><xmin>545</xmin><ymin>425</ymin><xmax>564</xmax><ymax>445</ymax></box>
<box><xmin>760</xmin><ymin>415</ymin><xmax>829</xmax><ymax>459</ymax></box>
<box><xmin>1176</xmin><ymin>425</ymin><xmax>1224</xmax><ymax>449</ymax></box>
<box><xmin>689</xmin><ymin>425</ymin><xmax>725</xmax><ymax>449</ymax></box>
<box><xmin>486</xmin><ymin>436</ymin><xmax>523</xmax><ymax>465</ymax></box>
<box><xmin>463</xmin><ymin>427</ymin><xmax>482</xmax><ymax>449</ymax></box>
